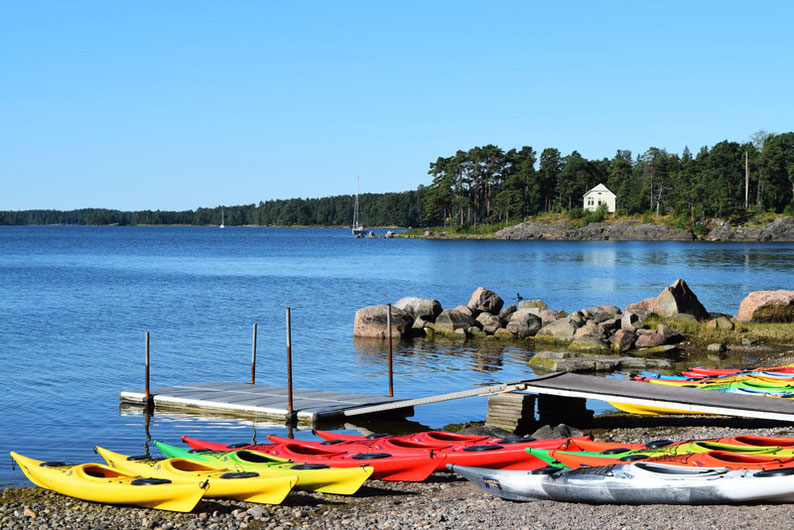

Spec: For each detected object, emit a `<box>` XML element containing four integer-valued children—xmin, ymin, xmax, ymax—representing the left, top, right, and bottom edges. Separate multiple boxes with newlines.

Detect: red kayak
<box><xmin>686</xmin><ymin>365</ymin><xmax>794</xmax><ymax>377</ymax></box>
<box><xmin>315</xmin><ymin>429</ymin><xmax>491</xmax><ymax>447</ymax></box>
<box><xmin>651</xmin><ymin>450</ymin><xmax>794</xmax><ymax>469</ymax></box>
<box><xmin>180</xmin><ymin>436</ymin><xmax>439</xmax><ymax>481</ymax></box>
<box><xmin>266</xmin><ymin>434</ymin><xmax>593</xmax><ymax>471</ymax></box>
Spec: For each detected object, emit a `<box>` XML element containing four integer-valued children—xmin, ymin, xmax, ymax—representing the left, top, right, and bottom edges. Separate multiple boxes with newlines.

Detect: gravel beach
<box><xmin>5</xmin><ymin>418</ymin><xmax>794</xmax><ymax>530</ymax></box>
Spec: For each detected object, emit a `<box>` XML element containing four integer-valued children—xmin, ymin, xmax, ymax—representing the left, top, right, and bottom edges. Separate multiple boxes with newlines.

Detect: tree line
<box><xmin>3</xmin><ymin>131</ymin><xmax>792</xmax><ymax>227</ymax></box>
<box><xmin>423</xmin><ymin>131</ymin><xmax>794</xmax><ymax>225</ymax></box>
<box><xmin>0</xmin><ymin>190</ymin><xmax>428</xmax><ymax>227</ymax></box>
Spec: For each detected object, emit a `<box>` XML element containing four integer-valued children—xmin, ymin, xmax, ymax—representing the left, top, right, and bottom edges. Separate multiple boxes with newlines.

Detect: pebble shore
<box><xmin>5</xmin><ymin>420</ymin><xmax>794</xmax><ymax>529</ymax></box>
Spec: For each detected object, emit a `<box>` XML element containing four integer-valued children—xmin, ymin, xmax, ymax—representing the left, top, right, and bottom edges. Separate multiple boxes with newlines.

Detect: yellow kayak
<box><xmin>96</xmin><ymin>446</ymin><xmax>298</xmax><ymax>505</ymax></box>
<box><xmin>10</xmin><ymin>451</ymin><xmax>206</xmax><ymax>512</ymax></box>
<box><xmin>155</xmin><ymin>441</ymin><xmax>373</xmax><ymax>495</ymax></box>
<box><xmin>608</xmin><ymin>401</ymin><xmax>718</xmax><ymax>416</ymax></box>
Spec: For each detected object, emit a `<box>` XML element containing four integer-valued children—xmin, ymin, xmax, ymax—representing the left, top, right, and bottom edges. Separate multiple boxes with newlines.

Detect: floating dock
<box><xmin>120</xmin><ymin>372</ymin><xmax>794</xmax><ymax>426</ymax></box>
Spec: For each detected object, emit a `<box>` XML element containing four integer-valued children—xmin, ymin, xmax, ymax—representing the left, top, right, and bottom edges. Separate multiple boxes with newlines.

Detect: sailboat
<box><xmin>220</xmin><ymin>208</ymin><xmax>225</xmax><ymax>229</ymax></box>
<box><xmin>351</xmin><ymin>178</ymin><xmax>365</xmax><ymax>236</ymax></box>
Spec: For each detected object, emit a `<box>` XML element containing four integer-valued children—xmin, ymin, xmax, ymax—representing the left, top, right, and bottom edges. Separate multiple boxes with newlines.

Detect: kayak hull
<box><xmin>155</xmin><ymin>441</ymin><xmax>372</xmax><ymax>494</ymax></box>
<box><xmin>96</xmin><ymin>446</ymin><xmax>297</xmax><ymax>504</ymax></box>
<box><xmin>449</xmin><ymin>462</ymin><xmax>794</xmax><ymax>504</ymax></box>
<box><xmin>10</xmin><ymin>452</ymin><xmax>205</xmax><ymax>512</ymax></box>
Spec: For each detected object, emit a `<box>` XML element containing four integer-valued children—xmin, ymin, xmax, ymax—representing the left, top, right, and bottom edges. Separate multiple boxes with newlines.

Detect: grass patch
<box><xmin>657</xmin><ymin>317</ymin><xmax>794</xmax><ymax>346</ymax></box>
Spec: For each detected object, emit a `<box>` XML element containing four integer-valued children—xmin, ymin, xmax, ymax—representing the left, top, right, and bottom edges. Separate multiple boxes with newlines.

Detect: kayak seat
<box><xmin>463</xmin><ymin>445</ymin><xmax>504</xmax><ymax>452</ymax></box>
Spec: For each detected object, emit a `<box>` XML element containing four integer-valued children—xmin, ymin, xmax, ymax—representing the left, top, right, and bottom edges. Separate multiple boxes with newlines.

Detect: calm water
<box><xmin>1</xmin><ymin>226</ymin><xmax>793</xmax><ymax>486</ymax></box>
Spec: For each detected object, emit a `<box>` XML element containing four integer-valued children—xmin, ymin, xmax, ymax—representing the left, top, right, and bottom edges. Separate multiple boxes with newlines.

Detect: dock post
<box><xmin>144</xmin><ymin>331</ymin><xmax>153</xmax><ymax>411</ymax></box>
<box><xmin>250</xmin><ymin>322</ymin><xmax>257</xmax><ymax>384</ymax></box>
<box><xmin>286</xmin><ymin>308</ymin><xmax>294</xmax><ymax>420</ymax></box>
<box><xmin>387</xmin><ymin>304</ymin><xmax>393</xmax><ymax>397</ymax></box>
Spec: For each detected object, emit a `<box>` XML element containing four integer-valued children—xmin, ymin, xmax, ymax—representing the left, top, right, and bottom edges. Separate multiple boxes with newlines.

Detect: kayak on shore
<box><xmin>95</xmin><ymin>446</ymin><xmax>298</xmax><ymax>505</ymax></box>
<box><xmin>154</xmin><ymin>441</ymin><xmax>373</xmax><ymax>493</ymax></box>
<box><xmin>449</xmin><ymin>462</ymin><xmax>794</xmax><ymax>504</ymax></box>
<box><xmin>10</xmin><ymin>451</ymin><xmax>206</xmax><ymax>512</ymax></box>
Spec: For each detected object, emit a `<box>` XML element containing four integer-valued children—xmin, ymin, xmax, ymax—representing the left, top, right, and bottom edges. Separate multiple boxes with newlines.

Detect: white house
<box><xmin>583</xmin><ymin>183</ymin><xmax>616</xmax><ymax>213</ymax></box>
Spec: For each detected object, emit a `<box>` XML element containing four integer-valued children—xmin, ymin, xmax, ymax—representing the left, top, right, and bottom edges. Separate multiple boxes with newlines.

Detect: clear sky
<box><xmin>2</xmin><ymin>1</ymin><xmax>792</xmax><ymax>211</ymax></box>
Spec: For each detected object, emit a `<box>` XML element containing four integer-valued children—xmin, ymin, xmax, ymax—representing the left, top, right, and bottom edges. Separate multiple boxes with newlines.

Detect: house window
<box><xmin>587</xmin><ymin>197</ymin><xmax>594</xmax><ymax>206</ymax></box>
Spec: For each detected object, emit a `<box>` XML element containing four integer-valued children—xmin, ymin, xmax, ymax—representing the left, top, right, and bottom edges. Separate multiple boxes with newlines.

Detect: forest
<box><xmin>2</xmin><ymin>131</ymin><xmax>792</xmax><ymax>228</ymax></box>
<box><xmin>423</xmin><ymin>131</ymin><xmax>794</xmax><ymax>226</ymax></box>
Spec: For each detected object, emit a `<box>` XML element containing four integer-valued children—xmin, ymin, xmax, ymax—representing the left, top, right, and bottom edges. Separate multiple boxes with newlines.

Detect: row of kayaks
<box><xmin>16</xmin><ymin>429</ymin><xmax>794</xmax><ymax>509</ymax></box>
<box><xmin>452</xmin><ymin>433</ymin><xmax>794</xmax><ymax>504</ymax></box>
<box><xmin>609</xmin><ymin>363</ymin><xmax>794</xmax><ymax>415</ymax></box>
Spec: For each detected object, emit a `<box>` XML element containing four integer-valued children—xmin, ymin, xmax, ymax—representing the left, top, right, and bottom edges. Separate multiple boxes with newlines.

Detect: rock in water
<box><xmin>467</xmin><ymin>287</ymin><xmax>504</xmax><ymax>315</ymax></box>
<box><xmin>353</xmin><ymin>305</ymin><xmax>414</xmax><ymax>338</ymax></box>
<box><xmin>393</xmin><ymin>297</ymin><xmax>442</xmax><ymax>322</ymax></box>
<box><xmin>432</xmin><ymin>309</ymin><xmax>478</xmax><ymax>333</ymax></box>
<box><xmin>735</xmin><ymin>290</ymin><xmax>794</xmax><ymax>323</ymax></box>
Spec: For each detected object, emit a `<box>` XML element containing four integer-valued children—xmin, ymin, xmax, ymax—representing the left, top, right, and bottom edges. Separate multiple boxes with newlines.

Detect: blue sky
<box><xmin>2</xmin><ymin>1</ymin><xmax>792</xmax><ymax>211</ymax></box>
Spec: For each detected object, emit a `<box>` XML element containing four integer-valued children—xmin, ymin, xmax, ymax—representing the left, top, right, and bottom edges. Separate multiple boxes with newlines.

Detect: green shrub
<box><xmin>567</xmin><ymin>208</ymin><xmax>584</xmax><ymax>219</ymax></box>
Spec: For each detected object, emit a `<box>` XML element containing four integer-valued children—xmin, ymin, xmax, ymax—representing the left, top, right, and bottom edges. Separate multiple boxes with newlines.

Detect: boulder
<box><xmin>453</xmin><ymin>305</ymin><xmax>474</xmax><ymax>317</ymax></box>
<box><xmin>706</xmin><ymin>316</ymin><xmax>735</xmax><ymax>330</ymax></box>
<box><xmin>353</xmin><ymin>305</ymin><xmax>414</xmax><ymax>338</ymax></box>
<box><xmin>538</xmin><ymin>309</ymin><xmax>565</xmax><ymax>326</ymax></box>
<box><xmin>535</xmin><ymin>317</ymin><xmax>581</xmax><ymax>343</ymax></box>
<box><xmin>498</xmin><ymin>304</ymin><xmax>517</xmax><ymax>321</ymax></box>
<box><xmin>518</xmin><ymin>299</ymin><xmax>547</xmax><ymax>311</ymax></box>
<box><xmin>467</xmin><ymin>287</ymin><xmax>504</xmax><ymax>315</ymax></box>
<box><xmin>433</xmin><ymin>309</ymin><xmax>478</xmax><ymax>333</ymax></box>
<box><xmin>493</xmin><ymin>328</ymin><xmax>514</xmax><ymax>339</ymax></box>
<box><xmin>506</xmin><ymin>311</ymin><xmax>542</xmax><ymax>338</ymax></box>
<box><xmin>476</xmin><ymin>312</ymin><xmax>503</xmax><ymax>334</ymax></box>
<box><xmin>586</xmin><ymin>305</ymin><xmax>621</xmax><ymax>323</ymax></box>
<box><xmin>735</xmin><ymin>290</ymin><xmax>794</xmax><ymax>323</ymax></box>
<box><xmin>393</xmin><ymin>297</ymin><xmax>442</xmax><ymax>322</ymax></box>
<box><xmin>621</xmin><ymin>311</ymin><xmax>643</xmax><ymax>331</ymax></box>
<box><xmin>569</xmin><ymin>334</ymin><xmax>611</xmax><ymax>352</ymax></box>
<box><xmin>625</xmin><ymin>298</ymin><xmax>657</xmax><ymax>314</ymax></box>
<box><xmin>635</xmin><ymin>330</ymin><xmax>665</xmax><ymax>348</ymax></box>
<box><xmin>707</xmin><ymin>343</ymin><xmax>728</xmax><ymax>353</ymax></box>
<box><xmin>574</xmin><ymin>321</ymin><xmax>600</xmax><ymax>339</ymax></box>
<box><xmin>597</xmin><ymin>318</ymin><xmax>621</xmax><ymax>335</ymax></box>
<box><xmin>613</xmin><ymin>329</ymin><xmax>636</xmax><ymax>353</ymax></box>
<box><xmin>656</xmin><ymin>324</ymin><xmax>684</xmax><ymax>344</ymax></box>
<box><xmin>654</xmin><ymin>279</ymin><xmax>709</xmax><ymax>320</ymax></box>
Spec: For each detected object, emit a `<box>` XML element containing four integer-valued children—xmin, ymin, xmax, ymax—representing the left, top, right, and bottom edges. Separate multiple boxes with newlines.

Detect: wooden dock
<box><xmin>120</xmin><ymin>372</ymin><xmax>794</xmax><ymax>426</ymax></box>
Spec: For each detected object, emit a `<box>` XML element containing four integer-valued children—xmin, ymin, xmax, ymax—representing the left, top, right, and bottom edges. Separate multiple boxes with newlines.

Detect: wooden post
<box><xmin>745</xmin><ymin>151</ymin><xmax>749</xmax><ymax>209</ymax></box>
<box><xmin>387</xmin><ymin>304</ymin><xmax>393</xmax><ymax>397</ymax></box>
<box><xmin>250</xmin><ymin>322</ymin><xmax>257</xmax><ymax>384</ymax></box>
<box><xmin>286</xmin><ymin>308</ymin><xmax>294</xmax><ymax>418</ymax></box>
<box><xmin>144</xmin><ymin>331</ymin><xmax>152</xmax><ymax>411</ymax></box>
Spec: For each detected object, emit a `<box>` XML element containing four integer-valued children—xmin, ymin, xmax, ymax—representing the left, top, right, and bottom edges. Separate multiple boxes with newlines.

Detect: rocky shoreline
<box><xmin>412</xmin><ymin>215</ymin><xmax>794</xmax><ymax>241</ymax></box>
<box><xmin>353</xmin><ymin>281</ymin><xmax>794</xmax><ymax>375</ymax></box>
<box><xmin>5</xmin><ymin>419</ymin><xmax>794</xmax><ymax>529</ymax></box>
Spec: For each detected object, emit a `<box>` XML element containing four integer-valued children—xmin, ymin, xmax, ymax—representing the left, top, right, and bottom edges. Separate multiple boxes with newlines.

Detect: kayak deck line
<box><xmin>120</xmin><ymin>371</ymin><xmax>794</xmax><ymax>426</ymax></box>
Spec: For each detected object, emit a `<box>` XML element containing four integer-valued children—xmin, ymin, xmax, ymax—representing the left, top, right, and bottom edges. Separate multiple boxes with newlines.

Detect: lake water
<box><xmin>1</xmin><ymin>226</ymin><xmax>793</xmax><ymax>486</ymax></box>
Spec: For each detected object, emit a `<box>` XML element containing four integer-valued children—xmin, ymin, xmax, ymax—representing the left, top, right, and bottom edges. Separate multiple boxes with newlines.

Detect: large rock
<box><xmin>621</xmin><ymin>311</ymin><xmax>643</xmax><ymax>331</ymax></box>
<box><xmin>506</xmin><ymin>311</ymin><xmax>542</xmax><ymax>338</ymax></box>
<box><xmin>476</xmin><ymin>312</ymin><xmax>503</xmax><ymax>334</ymax></box>
<box><xmin>625</xmin><ymin>297</ymin><xmax>656</xmax><ymax>313</ymax></box>
<box><xmin>353</xmin><ymin>305</ymin><xmax>414</xmax><ymax>338</ymax></box>
<box><xmin>635</xmin><ymin>330</ymin><xmax>665</xmax><ymax>348</ymax></box>
<box><xmin>432</xmin><ymin>309</ymin><xmax>478</xmax><ymax>333</ymax></box>
<box><xmin>654</xmin><ymin>279</ymin><xmax>709</xmax><ymax>320</ymax></box>
<box><xmin>393</xmin><ymin>297</ymin><xmax>442</xmax><ymax>322</ymax></box>
<box><xmin>498</xmin><ymin>304</ymin><xmax>517</xmax><ymax>321</ymax></box>
<box><xmin>613</xmin><ymin>329</ymin><xmax>636</xmax><ymax>353</ymax></box>
<box><xmin>735</xmin><ymin>290</ymin><xmax>794</xmax><ymax>322</ymax></box>
<box><xmin>467</xmin><ymin>287</ymin><xmax>504</xmax><ymax>315</ymax></box>
<box><xmin>535</xmin><ymin>317</ymin><xmax>581</xmax><ymax>343</ymax></box>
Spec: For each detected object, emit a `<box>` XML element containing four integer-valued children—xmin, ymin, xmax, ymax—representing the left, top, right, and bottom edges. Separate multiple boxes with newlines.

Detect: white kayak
<box><xmin>448</xmin><ymin>462</ymin><xmax>794</xmax><ymax>504</ymax></box>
